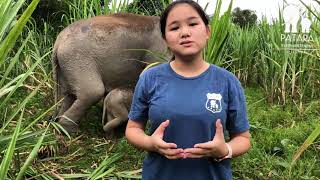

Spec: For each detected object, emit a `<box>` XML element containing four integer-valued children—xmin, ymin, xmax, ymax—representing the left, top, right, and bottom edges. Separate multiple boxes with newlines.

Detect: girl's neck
<box><xmin>170</xmin><ymin>55</ymin><xmax>210</xmax><ymax>78</ymax></box>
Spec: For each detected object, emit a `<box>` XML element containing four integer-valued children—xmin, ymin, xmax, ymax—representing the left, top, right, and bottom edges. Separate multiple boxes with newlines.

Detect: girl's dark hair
<box><xmin>160</xmin><ymin>0</ymin><xmax>209</xmax><ymax>39</ymax></box>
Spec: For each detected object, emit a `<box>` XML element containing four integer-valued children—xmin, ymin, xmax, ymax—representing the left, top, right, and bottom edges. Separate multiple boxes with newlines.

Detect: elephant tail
<box><xmin>51</xmin><ymin>43</ymin><xmax>61</xmax><ymax>118</ymax></box>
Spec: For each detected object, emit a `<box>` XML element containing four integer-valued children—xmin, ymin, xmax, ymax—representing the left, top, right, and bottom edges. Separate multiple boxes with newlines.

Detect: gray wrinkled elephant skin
<box><xmin>102</xmin><ymin>88</ymin><xmax>133</xmax><ymax>138</ymax></box>
<box><xmin>52</xmin><ymin>13</ymin><xmax>168</xmax><ymax>133</ymax></box>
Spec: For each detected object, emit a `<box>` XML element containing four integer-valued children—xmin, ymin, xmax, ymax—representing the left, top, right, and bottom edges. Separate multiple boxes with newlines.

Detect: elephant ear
<box><xmin>140</xmin><ymin>62</ymin><xmax>163</xmax><ymax>75</ymax></box>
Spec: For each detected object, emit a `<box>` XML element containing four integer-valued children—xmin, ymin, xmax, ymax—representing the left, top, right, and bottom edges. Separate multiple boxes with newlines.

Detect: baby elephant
<box><xmin>102</xmin><ymin>88</ymin><xmax>133</xmax><ymax>138</ymax></box>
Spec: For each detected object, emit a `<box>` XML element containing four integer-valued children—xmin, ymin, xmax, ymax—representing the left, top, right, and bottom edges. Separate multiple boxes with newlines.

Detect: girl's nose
<box><xmin>180</xmin><ymin>26</ymin><xmax>191</xmax><ymax>38</ymax></box>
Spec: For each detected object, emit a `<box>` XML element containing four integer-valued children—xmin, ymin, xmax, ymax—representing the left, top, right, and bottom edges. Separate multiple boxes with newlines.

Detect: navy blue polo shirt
<box><xmin>128</xmin><ymin>63</ymin><xmax>250</xmax><ymax>180</ymax></box>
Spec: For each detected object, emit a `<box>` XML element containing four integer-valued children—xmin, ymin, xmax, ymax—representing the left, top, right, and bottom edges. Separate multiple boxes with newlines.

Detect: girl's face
<box><xmin>164</xmin><ymin>4</ymin><xmax>210</xmax><ymax>59</ymax></box>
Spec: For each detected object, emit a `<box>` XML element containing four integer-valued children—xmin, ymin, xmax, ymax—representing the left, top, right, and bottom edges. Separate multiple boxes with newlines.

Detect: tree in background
<box><xmin>231</xmin><ymin>7</ymin><xmax>257</xmax><ymax>28</ymax></box>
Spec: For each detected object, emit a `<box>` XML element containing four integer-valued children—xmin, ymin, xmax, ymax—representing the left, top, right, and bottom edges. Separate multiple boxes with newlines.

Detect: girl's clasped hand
<box><xmin>150</xmin><ymin>119</ymin><xmax>228</xmax><ymax>160</ymax></box>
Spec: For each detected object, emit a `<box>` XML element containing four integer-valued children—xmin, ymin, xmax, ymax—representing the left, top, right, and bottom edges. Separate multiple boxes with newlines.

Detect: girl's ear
<box><xmin>206</xmin><ymin>25</ymin><xmax>211</xmax><ymax>39</ymax></box>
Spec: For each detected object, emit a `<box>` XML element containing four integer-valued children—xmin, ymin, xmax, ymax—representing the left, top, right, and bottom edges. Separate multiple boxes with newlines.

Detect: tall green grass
<box><xmin>290</xmin><ymin>0</ymin><xmax>320</xmax><ymax>172</ymax></box>
<box><xmin>61</xmin><ymin>0</ymin><xmax>171</xmax><ymax>25</ymax></box>
<box><xmin>224</xmin><ymin>12</ymin><xmax>320</xmax><ymax>109</ymax></box>
<box><xmin>227</xmin><ymin>25</ymin><xmax>259</xmax><ymax>85</ymax></box>
<box><xmin>204</xmin><ymin>0</ymin><xmax>233</xmax><ymax>66</ymax></box>
<box><xmin>203</xmin><ymin>0</ymin><xmax>319</xmax><ymax>109</ymax></box>
<box><xmin>61</xmin><ymin>0</ymin><xmax>108</xmax><ymax>25</ymax></box>
<box><xmin>0</xmin><ymin>0</ymin><xmax>59</xmax><ymax>179</ymax></box>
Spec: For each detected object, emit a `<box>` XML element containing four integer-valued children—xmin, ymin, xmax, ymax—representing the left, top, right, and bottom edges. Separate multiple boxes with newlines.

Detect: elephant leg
<box><xmin>103</xmin><ymin>101</ymin><xmax>128</xmax><ymax>133</ymax></box>
<box><xmin>56</xmin><ymin>94</ymin><xmax>76</xmax><ymax>118</ymax></box>
<box><xmin>103</xmin><ymin>117</ymin><xmax>125</xmax><ymax>133</ymax></box>
<box><xmin>58</xmin><ymin>74</ymin><xmax>105</xmax><ymax>133</ymax></box>
<box><xmin>53</xmin><ymin>72</ymin><xmax>74</xmax><ymax>118</ymax></box>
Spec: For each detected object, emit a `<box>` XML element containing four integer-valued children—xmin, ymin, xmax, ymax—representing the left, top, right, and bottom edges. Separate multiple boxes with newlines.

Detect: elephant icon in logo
<box><xmin>283</xmin><ymin>4</ymin><xmax>312</xmax><ymax>33</ymax></box>
<box><xmin>205</xmin><ymin>93</ymin><xmax>222</xmax><ymax>113</ymax></box>
<box><xmin>301</xmin><ymin>15</ymin><xmax>312</xmax><ymax>33</ymax></box>
<box><xmin>283</xmin><ymin>4</ymin><xmax>300</xmax><ymax>33</ymax></box>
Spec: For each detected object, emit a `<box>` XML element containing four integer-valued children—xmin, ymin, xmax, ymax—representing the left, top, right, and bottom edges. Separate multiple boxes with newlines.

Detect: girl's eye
<box><xmin>189</xmin><ymin>23</ymin><xmax>198</xmax><ymax>26</ymax></box>
<box><xmin>170</xmin><ymin>27</ymin><xmax>179</xmax><ymax>31</ymax></box>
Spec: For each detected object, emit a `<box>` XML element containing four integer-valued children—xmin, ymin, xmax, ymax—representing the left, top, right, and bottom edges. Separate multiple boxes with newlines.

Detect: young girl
<box><xmin>125</xmin><ymin>0</ymin><xmax>251</xmax><ymax>179</ymax></box>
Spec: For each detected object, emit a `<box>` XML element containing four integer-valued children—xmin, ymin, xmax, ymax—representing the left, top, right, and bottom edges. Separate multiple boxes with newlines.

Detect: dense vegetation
<box><xmin>0</xmin><ymin>0</ymin><xmax>319</xmax><ymax>179</ymax></box>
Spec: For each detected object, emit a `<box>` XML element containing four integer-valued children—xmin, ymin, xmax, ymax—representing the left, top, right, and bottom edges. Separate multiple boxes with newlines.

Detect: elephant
<box><xmin>283</xmin><ymin>4</ymin><xmax>300</xmax><ymax>33</ymax></box>
<box><xmin>52</xmin><ymin>13</ymin><xmax>169</xmax><ymax>134</ymax></box>
<box><xmin>102</xmin><ymin>88</ymin><xmax>133</xmax><ymax>138</ymax></box>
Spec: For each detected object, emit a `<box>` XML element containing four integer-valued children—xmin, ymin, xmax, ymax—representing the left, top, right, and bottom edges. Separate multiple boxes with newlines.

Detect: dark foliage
<box><xmin>232</xmin><ymin>7</ymin><xmax>257</xmax><ymax>28</ymax></box>
<box><xmin>25</xmin><ymin>0</ymin><xmax>69</xmax><ymax>28</ymax></box>
<box><xmin>127</xmin><ymin>0</ymin><xmax>170</xmax><ymax>16</ymax></box>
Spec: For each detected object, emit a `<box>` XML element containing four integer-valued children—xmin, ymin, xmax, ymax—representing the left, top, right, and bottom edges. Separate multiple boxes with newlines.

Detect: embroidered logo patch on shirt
<box><xmin>205</xmin><ymin>93</ymin><xmax>222</xmax><ymax>113</ymax></box>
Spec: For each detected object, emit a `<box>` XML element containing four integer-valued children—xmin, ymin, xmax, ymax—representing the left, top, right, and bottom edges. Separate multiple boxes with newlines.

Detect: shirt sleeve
<box><xmin>226</xmin><ymin>76</ymin><xmax>250</xmax><ymax>135</ymax></box>
<box><xmin>128</xmin><ymin>72</ymin><xmax>149</xmax><ymax>122</ymax></box>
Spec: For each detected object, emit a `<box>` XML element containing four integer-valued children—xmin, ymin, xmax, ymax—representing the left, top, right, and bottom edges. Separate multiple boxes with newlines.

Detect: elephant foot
<box><xmin>103</xmin><ymin>126</ymin><xmax>115</xmax><ymax>139</ymax></box>
<box><xmin>58</xmin><ymin>115</ymin><xmax>80</xmax><ymax>134</ymax></box>
<box><xmin>104</xmin><ymin>131</ymin><xmax>117</xmax><ymax>140</ymax></box>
